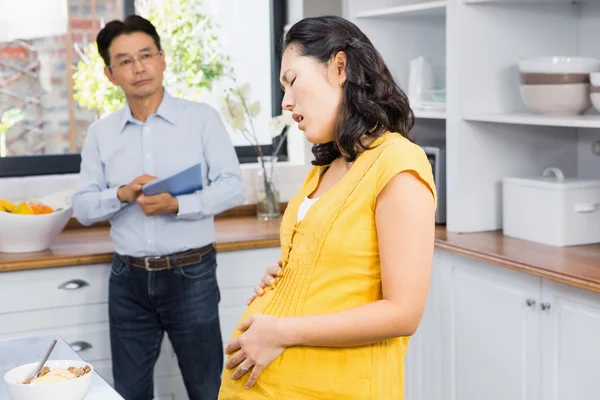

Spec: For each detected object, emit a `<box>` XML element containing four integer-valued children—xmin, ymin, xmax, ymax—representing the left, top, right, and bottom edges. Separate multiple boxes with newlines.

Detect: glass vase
<box><xmin>255</xmin><ymin>156</ymin><xmax>281</xmax><ymax>220</ymax></box>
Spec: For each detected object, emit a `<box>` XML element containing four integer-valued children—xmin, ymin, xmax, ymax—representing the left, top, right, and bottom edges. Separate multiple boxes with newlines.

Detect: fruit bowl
<box><xmin>0</xmin><ymin>190</ymin><xmax>73</xmax><ymax>253</ymax></box>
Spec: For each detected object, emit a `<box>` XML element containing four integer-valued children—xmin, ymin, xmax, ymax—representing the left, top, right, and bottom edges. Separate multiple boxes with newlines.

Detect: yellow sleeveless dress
<box><xmin>218</xmin><ymin>132</ymin><xmax>436</xmax><ymax>400</ymax></box>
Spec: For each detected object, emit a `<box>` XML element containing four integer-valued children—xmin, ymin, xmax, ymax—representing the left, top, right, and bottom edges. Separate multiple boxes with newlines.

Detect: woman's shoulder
<box><xmin>373</xmin><ymin>132</ymin><xmax>428</xmax><ymax>165</ymax></box>
<box><xmin>371</xmin><ymin>132</ymin><xmax>437</xmax><ymax>205</ymax></box>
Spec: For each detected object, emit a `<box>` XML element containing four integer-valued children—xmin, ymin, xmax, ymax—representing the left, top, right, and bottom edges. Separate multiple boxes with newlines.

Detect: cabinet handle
<box><xmin>526</xmin><ymin>298</ymin><xmax>536</xmax><ymax>307</ymax></box>
<box><xmin>58</xmin><ymin>279</ymin><xmax>89</xmax><ymax>290</ymax></box>
<box><xmin>540</xmin><ymin>302</ymin><xmax>551</xmax><ymax>311</ymax></box>
<box><xmin>69</xmin><ymin>341</ymin><xmax>93</xmax><ymax>352</ymax></box>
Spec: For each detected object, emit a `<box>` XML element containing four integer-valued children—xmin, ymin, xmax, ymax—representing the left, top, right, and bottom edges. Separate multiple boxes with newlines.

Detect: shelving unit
<box><xmin>345</xmin><ymin>0</ymin><xmax>600</xmax><ymax>238</ymax></box>
<box><xmin>355</xmin><ymin>1</ymin><xmax>447</xmax><ymax>18</ymax></box>
<box><xmin>463</xmin><ymin>113</ymin><xmax>600</xmax><ymax>129</ymax></box>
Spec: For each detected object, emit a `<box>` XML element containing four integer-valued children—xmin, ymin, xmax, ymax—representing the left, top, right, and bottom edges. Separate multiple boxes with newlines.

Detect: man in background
<box><xmin>72</xmin><ymin>14</ymin><xmax>245</xmax><ymax>400</ymax></box>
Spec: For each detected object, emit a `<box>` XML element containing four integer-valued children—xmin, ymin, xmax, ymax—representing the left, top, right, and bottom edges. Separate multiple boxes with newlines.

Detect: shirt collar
<box><xmin>118</xmin><ymin>89</ymin><xmax>179</xmax><ymax>133</ymax></box>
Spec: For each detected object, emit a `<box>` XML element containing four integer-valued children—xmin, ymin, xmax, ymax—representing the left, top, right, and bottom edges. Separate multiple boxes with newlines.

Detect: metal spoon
<box><xmin>29</xmin><ymin>339</ymin><xmax>57</xmax><ymax>380</ymax></box>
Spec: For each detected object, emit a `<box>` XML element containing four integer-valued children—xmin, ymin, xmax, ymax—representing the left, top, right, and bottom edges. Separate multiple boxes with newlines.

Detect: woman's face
<box><xmin>280</xmin><ymin>46</ymin><xmax>347</xmax><ymax>145</ymax></box>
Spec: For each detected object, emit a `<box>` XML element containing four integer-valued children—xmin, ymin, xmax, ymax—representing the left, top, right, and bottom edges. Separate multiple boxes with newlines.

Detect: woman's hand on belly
<box><xmin>224</xmin><ymin>314</ymin><xmax>286</xmax><ymax>389</ymax></box>
<box><xmin>247</xmin><ymin>260</ymin><xmax>282</xmax><ymax>305</ymax></box>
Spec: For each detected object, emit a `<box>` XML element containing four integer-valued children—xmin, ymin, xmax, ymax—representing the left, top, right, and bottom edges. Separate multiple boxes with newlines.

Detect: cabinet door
<box><xmin>441</xmin><ymin>252</ymin><xmax>542</xmax><ymax>400</ymax></box>
<box><xmin>541</xmin><ymin>279</ymin><xmax>600</xmax><ymax>400</ymax></box>
<box><xmin>405</xmin><ymin>249</ymin><xmax>444</xmax><ymax>400</ymax></box>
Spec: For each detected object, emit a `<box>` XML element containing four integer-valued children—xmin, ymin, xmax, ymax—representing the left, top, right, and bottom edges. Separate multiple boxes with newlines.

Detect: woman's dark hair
<box><xmin>96</xmin><ymin>15</ymin><xmax>162</xmax><ymax>68</ymax></box>
<box><xmin>283</xmin><ymin>16</ymin><xmax>414</xmax><ymax>165</ymax></box>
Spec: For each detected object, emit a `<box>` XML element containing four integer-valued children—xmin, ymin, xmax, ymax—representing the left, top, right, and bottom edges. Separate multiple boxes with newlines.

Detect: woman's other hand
<box><xmin>246</xmin><ymin>260</ymin><xmax>283</xmax><ymax>305</ymax></box>
<box><xmin>224</xmin><ymin>314</ymin><xmax>287</xmax><ymax>389</ymax></box>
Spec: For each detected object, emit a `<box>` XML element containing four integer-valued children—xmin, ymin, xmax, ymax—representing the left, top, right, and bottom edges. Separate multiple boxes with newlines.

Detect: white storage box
<box><xmin>502</xmin><ymin>167</ymin><xmax>600</xmax><ymax>247</ymax></box>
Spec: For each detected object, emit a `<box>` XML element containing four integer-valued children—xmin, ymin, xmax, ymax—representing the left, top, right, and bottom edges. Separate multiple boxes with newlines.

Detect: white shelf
<box><xmin>463</xmin><ymin>112</ymin><xmax>600</xmax><ymax>129</ymax></box>
<box><xmin>415</xmin><ymin>109</ymin><xmax>446</xmax><ymax>120</ymax></box>
<box><xmin>464</xmin><ymin>0</ymin><xmax>581</xmax><ymax>4</ymax></box>
<box><xmin>355</xmin><ymin>1</ymin><xmax>447</xmax><ymax>19</ymax></box>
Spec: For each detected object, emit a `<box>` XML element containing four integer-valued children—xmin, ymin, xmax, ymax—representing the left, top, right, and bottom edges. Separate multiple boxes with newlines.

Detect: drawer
<box><xmin>0</xmin><ymin>322</ymin><xmax>111</xmax><ymax>363</ymax></box>
<box><xmin>57</xmin><ymin>323</ymin><xmax>111</xmax><ymax>363</ymax></box>
<box><xmin>0</xmin><ymin>263</ymin><xmax>111</xmax><ymax>314</ymax></box>
<box><xmin>0</xmin><ymin>303</ymin><xmax>108</xmax><ymax>335</ymax></box>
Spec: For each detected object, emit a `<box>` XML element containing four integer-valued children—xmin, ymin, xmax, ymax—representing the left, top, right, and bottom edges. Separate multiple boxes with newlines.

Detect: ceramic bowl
<box><xmin>4</xmin><ymin>360</ymin><xmax>93</xmax><ymax>400</ymax></box>
<box><xmin>519</xmin><ymin>84</ymin><xmax>591</xmax><ymax>116</ymax></box>
<box><xmin>0</xmin><ymin>190</ymin><xmax>73</xmax><ymax>253</ymax></box>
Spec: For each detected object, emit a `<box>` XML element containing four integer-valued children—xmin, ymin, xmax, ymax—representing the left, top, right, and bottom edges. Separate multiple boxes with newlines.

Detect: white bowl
<box><xmin>590</xmin><ymin>72</ymin><xmax>600</xmax><ymax>87</ymax></box>
<box><xmin>519</xmin><ymin>84</ymin><xmax>591</xmax><ymax>116</ymax></box>
<box><xmin>591</xmin><ymin>93</ymin><xmax>600</xmax><ymax>113</ymax></box>
<box><xmin>519</xmin><ymin>57</ymin><xmax>600</xmax><ymax>74</ymax></box>
<box><xmin>0</xmin><ymin>190</ymin><xmax>73</xmax><ymax>253</ymax></box>
<box><xmin>4</xmin><ymin>360</ymin><xmax>93</xmax><ymax>400</ymax></box>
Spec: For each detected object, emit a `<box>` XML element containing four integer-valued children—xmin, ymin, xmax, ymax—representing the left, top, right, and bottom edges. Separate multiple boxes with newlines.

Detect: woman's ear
<box><xmin>334</xmin><ymin>51</ymin><xmax>347</xmax><ymax>86</ymax></box>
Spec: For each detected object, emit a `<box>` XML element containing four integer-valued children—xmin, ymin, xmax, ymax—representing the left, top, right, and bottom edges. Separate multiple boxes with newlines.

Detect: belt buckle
<box><xmin>143</xmin><ymin>256</ymin><xmax>171</xmax><ymax>271</ymax></box>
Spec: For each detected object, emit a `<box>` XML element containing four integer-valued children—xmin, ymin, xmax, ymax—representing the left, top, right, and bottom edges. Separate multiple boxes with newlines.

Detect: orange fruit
<box><xmin>30</xmin><ymin>203</ymin><xmax>53</xmax><ymax>214</ymax></box>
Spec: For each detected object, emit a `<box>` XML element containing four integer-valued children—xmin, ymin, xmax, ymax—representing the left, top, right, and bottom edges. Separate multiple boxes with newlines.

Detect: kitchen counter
<box><xmin>0</xmin><ymin>334</ymin><xmax>123</xmax><ymax>400</ymax></box>
<box><xmin>1</xmin><ymin>215</ymin><xmax>600</xmax><ymax>293</ymax></box>
<box><xmin>0</xmin><ymin>216</ymin><xmax>281</xmax><ymax>272</ymax></box>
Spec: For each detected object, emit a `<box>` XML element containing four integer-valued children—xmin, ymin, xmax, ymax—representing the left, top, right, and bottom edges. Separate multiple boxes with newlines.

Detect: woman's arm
<box><xmin>278</xmin><ymin>170</ymin><xmax>435</xmax><ymax>347</ymax></box>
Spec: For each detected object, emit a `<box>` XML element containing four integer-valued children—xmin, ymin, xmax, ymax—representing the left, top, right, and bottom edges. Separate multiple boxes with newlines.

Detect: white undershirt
<box><xmin>297</xmin><ymin>196</ymin><xmax>320</xmax><ymax>222</ymax></box>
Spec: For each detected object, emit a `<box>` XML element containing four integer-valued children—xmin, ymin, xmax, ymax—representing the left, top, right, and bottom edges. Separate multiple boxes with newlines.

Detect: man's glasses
<box><xmin>110</xmin><ymin>50</ymin><xmax>162</xmax><ymax>71</ymax></box>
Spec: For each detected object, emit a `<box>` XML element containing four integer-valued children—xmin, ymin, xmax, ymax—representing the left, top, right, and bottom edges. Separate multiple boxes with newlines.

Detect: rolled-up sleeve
<box><xmin>175</xmin><ymin>106</ymin><xmax>246</xmax><ymax>220</ymax></box>
<box><xmin>72</xmin><ymin>125</ymin><xmax>126</xmax><ymax>226</ymax></box>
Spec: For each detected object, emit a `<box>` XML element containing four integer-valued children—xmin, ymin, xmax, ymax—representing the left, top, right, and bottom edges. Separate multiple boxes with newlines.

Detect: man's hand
<box><xmin>117</xmin><ymin>174</ymin><xmax>157</xmax><ymax>203</ymax></box>
<box><xmin>137</xmin><ymin>193</ymin><xmax>179</xmax><ymax>216</ymax></box>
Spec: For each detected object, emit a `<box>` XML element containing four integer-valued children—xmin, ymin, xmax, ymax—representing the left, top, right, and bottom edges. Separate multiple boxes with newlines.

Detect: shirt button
<box><xmin>147</xmin><ymin>239</ymin><xmax>152</xmax><ymax>244</ymax></box>
<box><xmin>146</xmin><ymin>154</ymin><xmax>151</xmax><ymax>159</ymax></box>
<box><xmin>143</xmin><ymin>127</ymin><xmax>149</xmax><ymax>133</ymax></box>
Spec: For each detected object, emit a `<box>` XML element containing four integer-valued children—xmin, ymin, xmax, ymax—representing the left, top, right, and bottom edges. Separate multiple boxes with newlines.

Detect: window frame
<box><xmin>0</xmin><ymin>0</ymin><xmax>287</xmax><ymax>178</ymax></box>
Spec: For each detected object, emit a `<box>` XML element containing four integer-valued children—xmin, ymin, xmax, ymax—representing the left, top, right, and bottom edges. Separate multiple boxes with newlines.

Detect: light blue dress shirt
<box><xmin>72</xmin><ymin>90</ymin><xmax>246</xmax><ymax>257</ymax></box>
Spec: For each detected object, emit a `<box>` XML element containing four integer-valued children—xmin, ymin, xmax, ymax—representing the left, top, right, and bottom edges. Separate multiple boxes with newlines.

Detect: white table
<box><xmin>0</xmin><ymin>334</ymin><xmax>123</xmax><ymax>400</ymax></box>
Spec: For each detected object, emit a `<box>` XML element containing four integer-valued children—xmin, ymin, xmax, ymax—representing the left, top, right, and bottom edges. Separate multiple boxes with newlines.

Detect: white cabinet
<box><xmin>0</xmin><ymin>246</ymin><xmax>281</xmax><ymax>400</ymax></box>
<box><xmin>440</xmin><ymin>251</ymin><xmax>542</xmax><ymax>400</ymax></box>
<box><xmin>437</xmin><ymin>249</ymin><xmax>600</xmax><ymax>400</ymax></box>
<box><xmin>541</xmin><ymin>280</ymin><xmax>600</xmax><ymax>400</ymax></box>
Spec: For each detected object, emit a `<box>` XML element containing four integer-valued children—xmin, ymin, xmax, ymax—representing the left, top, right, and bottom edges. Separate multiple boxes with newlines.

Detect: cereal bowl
<box><xmin>4</xmin><ymin>360</ymin><xmax>93</xmax><ymax>400</ymax></box>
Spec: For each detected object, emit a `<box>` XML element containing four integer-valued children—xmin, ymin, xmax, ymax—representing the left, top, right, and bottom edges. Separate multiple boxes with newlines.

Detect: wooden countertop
<box><xmin>1</xmin><ymin>213</ymin><xmax>600</xmax><ymax>293</ymax></box>
<box><xmin>0</xmin><ymin>216</ymin><xmax>281</xmax><ymax>272</ymax></box>
<box><xmin>436</xmin><ymin>228</ymin><xmax>600</xmax><ymax>293</ymax></box>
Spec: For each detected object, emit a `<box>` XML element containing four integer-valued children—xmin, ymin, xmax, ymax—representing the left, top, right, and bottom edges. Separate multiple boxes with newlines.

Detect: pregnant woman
<box><xmin>218</xmin><ymin>15</ymin><xmax>437</xmax><ymax>400</ymax></box>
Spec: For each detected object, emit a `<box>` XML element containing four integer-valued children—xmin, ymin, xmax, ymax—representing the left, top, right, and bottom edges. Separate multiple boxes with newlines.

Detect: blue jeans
<box><xmin>108</xmin><ymin>247</ymin><xmax>223</xmax><ymax>400</ymax></box>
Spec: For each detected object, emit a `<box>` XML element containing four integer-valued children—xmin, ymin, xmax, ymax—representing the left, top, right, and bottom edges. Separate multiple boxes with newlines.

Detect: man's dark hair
<box><xmin>96</xmin><ymin>14</ymin><xmax>162</xmax><ymax>67</ymax></box>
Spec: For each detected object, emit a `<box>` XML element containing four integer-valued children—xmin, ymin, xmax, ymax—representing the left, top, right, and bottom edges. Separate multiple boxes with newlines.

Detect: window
<box><xmin>0</xmin><ymin>0</ymin><xmax>286</xmax><ymax>177</ymax></box>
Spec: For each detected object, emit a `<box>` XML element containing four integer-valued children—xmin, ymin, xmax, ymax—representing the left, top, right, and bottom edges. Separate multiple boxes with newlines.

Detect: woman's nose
<box><xmin>281</xmin><ymin>92</ymin><xmax>294</xmax><ymax>111</ymax></box>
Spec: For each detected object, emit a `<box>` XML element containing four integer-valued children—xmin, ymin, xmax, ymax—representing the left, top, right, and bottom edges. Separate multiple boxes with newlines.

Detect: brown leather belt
<box><xmin>117</xmin><ymin>243</ymin><xmax>214</xmax><ymax>271</ymax></box>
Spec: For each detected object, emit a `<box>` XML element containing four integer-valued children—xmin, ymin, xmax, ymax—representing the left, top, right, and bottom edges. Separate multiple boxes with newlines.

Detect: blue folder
<box><xmin>142</xmin><ymin>162</ymin><xmax>203</xmax><ymax>197</ymax></box>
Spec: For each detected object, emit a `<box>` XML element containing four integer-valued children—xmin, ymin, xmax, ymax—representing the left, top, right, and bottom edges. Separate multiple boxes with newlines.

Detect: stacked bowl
<box><xmin>518</xmin><ymin>57</ymin><xmax>600</xmax><ymax>116</ymax></box>
<box><xmin>591</xmin><ymin>73</ymin><xmax>600</xmax><ymax>113</ymax></box>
